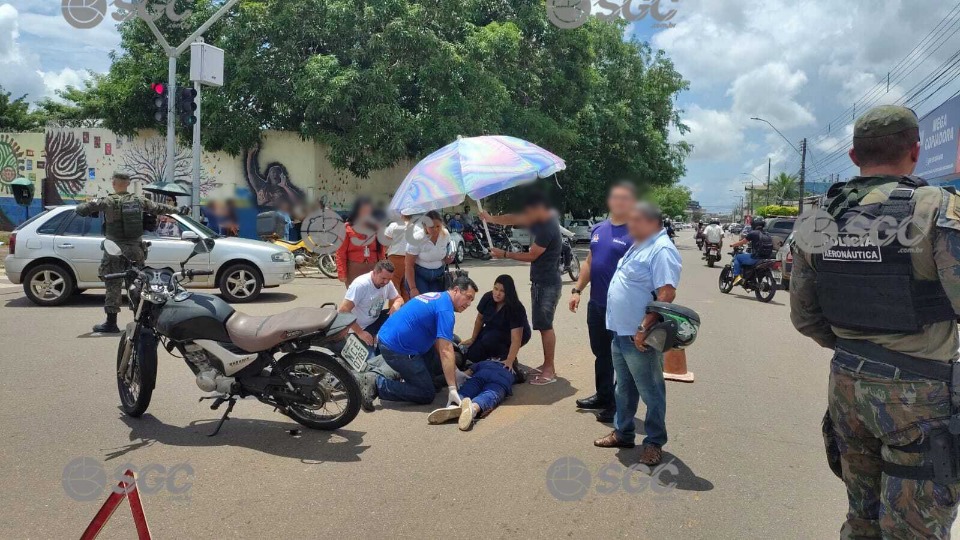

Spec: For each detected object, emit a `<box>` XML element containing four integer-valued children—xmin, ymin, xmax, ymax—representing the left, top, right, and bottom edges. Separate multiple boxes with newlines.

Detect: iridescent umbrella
<box><xmin>142</xmin><ymin>181</ymin><xmax>190</xmax><ymax>198</ymax></box>
<box><xmin>388</xmin><ymin>135</ymin><xmax>565</xmax><ymax>247</ymax></box>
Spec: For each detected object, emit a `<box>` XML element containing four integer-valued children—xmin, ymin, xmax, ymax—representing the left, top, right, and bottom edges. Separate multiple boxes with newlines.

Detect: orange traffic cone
<box><xmin>663</xmin><ymin>349</ymin><xmax>694</xmax><ymax>383</ymax></box>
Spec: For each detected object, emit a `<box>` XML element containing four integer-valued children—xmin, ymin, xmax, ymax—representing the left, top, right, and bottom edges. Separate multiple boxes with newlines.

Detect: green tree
<box><xmin>0</xmin><ymin>86</ymin><xmax>46</xmax><ymax>132</ymax></box>
<box><xmin>59</xmin><ymin>0</ymin><xmax>689</xmax><ymax>211</ymax></box>
<box><xmin>648</xmin><ymin>184</ymin><xmax>691</xmax><ymax>220</ymax></box>
<box><xmin>769</xmin><ymin>172</ymin><xmax>799</xmax><ymax>205</ymax></box>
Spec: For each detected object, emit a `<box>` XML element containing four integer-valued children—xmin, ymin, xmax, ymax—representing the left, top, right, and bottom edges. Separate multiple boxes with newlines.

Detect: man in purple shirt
<box><xmin>568</xmin><ymin>182</ymin><xmax>636</xmax><ymax>422</ymax></box>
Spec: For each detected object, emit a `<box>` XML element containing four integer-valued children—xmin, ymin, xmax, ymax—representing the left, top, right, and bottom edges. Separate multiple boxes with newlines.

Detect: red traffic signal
<box><xmin>151</xmin><ymin>82</ymin><xmax>167</xmax><ymax>123</ymax></box>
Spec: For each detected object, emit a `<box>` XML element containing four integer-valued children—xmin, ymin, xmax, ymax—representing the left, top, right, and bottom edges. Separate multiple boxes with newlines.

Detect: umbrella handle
<box><xmin>476</xmin><ymin>199</ymin><xmax>495</xmax><ymax>253</ymax></box>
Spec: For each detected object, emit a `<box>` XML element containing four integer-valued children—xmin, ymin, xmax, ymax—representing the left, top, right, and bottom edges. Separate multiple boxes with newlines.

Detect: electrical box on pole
<box><xmin>190</xmin><ymin>43</ymin><xmax>225</xmax><ymax>87</ymax></box>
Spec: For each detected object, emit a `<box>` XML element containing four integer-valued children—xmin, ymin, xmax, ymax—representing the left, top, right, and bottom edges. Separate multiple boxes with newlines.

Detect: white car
<box><xmin>566</xmin><ymin>219</ymin><xmax>594</xmax><ymax>243</ymax></box>
<box><xmin>5</xmin><ymin>205</ymin><xmax>295</xmax><ymax>306</ymax></box>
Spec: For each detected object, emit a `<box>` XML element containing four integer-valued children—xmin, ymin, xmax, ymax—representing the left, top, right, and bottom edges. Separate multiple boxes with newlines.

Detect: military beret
<box><xmin>854</xmin><ymin>105</ymin><xmax>919</xmax><ymax>139</ymax></box>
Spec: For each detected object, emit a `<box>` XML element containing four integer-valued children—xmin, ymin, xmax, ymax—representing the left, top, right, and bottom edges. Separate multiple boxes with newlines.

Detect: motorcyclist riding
<box><xmin>729</xmin><ymin>218</ymin><xmax>773</xmax><ymax>286</ymax></box>
<box><xmin>704</xmin><ymin>219</ymin><xmax>723</xmax><ymax>247</ymax></box>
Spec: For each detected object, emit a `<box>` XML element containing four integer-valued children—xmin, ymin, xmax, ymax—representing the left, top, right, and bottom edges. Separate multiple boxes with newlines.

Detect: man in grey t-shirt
<box><xmin>483</xmin><ymin>192</ymin><xmax>562</xmax><ymax>385</ymax></box>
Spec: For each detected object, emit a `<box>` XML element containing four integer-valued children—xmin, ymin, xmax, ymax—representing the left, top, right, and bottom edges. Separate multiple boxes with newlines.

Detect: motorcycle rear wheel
<box><xmin>707</xmin><ymin>256</ymin><xmax>715</xmax><ymax>268</ymax></box>
<box><xmin>317</xmin><ymin>253</ymin><xmax>338</xmax><ymax>279</ymax></box>
<box><xmin>116</xmin><ymin>328</ymin><xmax>157</xmax><ymax>417</ymax></box>
<box><xmin>276</xmin><ymin>352</ymin><xmax>361</xmax><ymax>430</ymax></box>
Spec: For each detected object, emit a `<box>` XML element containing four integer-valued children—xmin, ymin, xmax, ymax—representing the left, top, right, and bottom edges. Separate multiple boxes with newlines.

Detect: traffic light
<box><xmin>177</xmin><ymin>87</ymin><xmax>197</xmax><ymax>127</ymax></box>
<box><xmin>151</xmin><ymin>82</ymin><xmax>167</xmax><ymax>123</ymax></box>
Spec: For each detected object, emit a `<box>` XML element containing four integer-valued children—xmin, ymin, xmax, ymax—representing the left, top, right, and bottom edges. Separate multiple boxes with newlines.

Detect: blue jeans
<box><xmin>458</xmin><ymin>376</ymin><xmax>509</xmax><ymax>414</ymax></box>
<box><xmin>414</xmin><ymin>264</ymin><xmax>446</xmax><ymax>294</ymax></box>
<box><xmin>733</xmin><ymin>253</ymin><xmax>757</xmax><ymax>277</ymax></box>
<box><xmin>376</xmin><ymin>345</ymin><xmax>441</xmax><ymax>404</ymax></box>
<box><xmin>612</xmin><ymin>335</ymin><xmax>667</xmax><ymax>447</ymax></box>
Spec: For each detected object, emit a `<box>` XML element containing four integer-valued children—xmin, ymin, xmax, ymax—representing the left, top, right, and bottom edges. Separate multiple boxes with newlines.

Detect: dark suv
<box><xmin>764</xmin><ymin>217</ymin><xmax>796</xmax><ymax>250</ymax></box>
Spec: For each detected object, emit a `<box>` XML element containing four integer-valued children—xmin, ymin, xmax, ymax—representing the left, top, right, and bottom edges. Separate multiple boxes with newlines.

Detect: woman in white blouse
<box><xmin>405</xmin><ymin>211</ymin><xmax>454</xmax><ymax>296</ymax></box>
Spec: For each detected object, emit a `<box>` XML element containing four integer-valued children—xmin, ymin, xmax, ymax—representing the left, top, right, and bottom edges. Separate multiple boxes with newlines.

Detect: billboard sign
<box><xmin>917</xmin><ymin>95</ymin><xmax>960</xmax><ymax>180</ymax></box>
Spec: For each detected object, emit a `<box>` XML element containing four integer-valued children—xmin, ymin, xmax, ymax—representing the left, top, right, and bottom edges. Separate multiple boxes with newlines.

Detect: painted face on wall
<box><xmin>1</xmin><ymin>167</ymin><xmax>16</xmax><ymax>183</ymax></box>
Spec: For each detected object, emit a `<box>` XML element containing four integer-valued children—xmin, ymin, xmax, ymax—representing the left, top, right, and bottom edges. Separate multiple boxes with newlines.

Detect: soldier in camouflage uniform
<box><xmin>75</xmin><ymin>173</ymin><xmax>179</xmax><ymax>333</ymax></box>
<box><xmin>791</xmin><ymin>105</ymin><xmax>960</xmax><ymax>538</ymax></box>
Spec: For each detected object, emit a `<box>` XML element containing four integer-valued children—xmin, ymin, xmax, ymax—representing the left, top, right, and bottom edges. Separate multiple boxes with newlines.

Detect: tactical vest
<box><xmin>751</xmin><ymin>231</ymin><xmax>774</xmax><ymax>258</ymax></box>
<box><xmin>105</xmin><ymin>194</ymin><xmax>145</xmax><ymax>241</ymax></box>
<box><xmin>813</xmin><ymin>179</ymin><xmax>955</xmax><ymax>333</ymax></box>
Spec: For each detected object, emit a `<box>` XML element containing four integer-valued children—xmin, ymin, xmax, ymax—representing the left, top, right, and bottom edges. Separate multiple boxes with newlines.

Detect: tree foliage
<box><xmin>0</xmin><ymin>86</ymin><xmax>46</xmax><ymax>132</ymax></box>
<box><xmin>769</xmin><ymin>172</ymin><xmax>799</xmax><ymax>204</ymax></box>
<box><xmin>647</xmin><ymin>183</ymin><xmax>691</xmax><ymax>220</ymax></box>
<box><xmin>57</xmin><ymin>0</ymin><xmax>690</xmax><ymax>211</ymax></box>
<box><xmin>755</xmin><ymin>204</ymin><xmax>798</xmax><ymax>217</ymax></box>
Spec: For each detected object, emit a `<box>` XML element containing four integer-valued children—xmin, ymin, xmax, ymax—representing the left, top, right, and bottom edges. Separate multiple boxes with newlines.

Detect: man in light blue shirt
<box><xmin>594</xmin><ymin>202</ymin><xmax>681</xmax><ymax>467</ymax></box>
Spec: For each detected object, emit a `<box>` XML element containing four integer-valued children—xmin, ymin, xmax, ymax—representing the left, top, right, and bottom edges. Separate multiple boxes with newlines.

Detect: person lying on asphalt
<box><xmin>356</xmin><ymin>276</ymin><xmax>479</xmax><ymax>410</ymax></box>
<box><xmin>427</xmin><ymin>360</ymin><xmax>516</xmax><ymax>431</ymax></box>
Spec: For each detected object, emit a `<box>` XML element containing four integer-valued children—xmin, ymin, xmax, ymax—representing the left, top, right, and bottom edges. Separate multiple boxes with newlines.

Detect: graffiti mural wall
<box><xmin>0</xmin><ymin>128</ymin><xmax>411</xmax><ymax>235</ymax></box>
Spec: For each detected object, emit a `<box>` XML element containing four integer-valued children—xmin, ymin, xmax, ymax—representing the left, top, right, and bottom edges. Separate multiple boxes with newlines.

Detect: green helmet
<box><xmin>644</xmin><ymin>302</ymin><xmax>701</xmax><ymax>352</ymax></box>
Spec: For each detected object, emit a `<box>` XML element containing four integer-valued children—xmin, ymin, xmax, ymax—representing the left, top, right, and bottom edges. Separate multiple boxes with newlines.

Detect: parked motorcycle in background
<box><xmin>103</xmin><ymin>238</ymin><xmax>364</xmax><ymax>436</ymax></box>
<box><xmin>270</xmin><ymin>236</ymin><xmax>337</xmax><ymax>278</ymax></box>
<box><xmin>559</xmin><ymin>226</ymin><xmax>580</xmax><ymax>281</ymax></box>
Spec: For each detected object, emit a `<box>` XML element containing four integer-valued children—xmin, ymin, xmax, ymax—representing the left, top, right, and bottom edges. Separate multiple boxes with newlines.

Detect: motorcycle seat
<box><xmin>226</xmin><ymin>307</ymin><xmax>338</xmax><ymax>352</ymax></box>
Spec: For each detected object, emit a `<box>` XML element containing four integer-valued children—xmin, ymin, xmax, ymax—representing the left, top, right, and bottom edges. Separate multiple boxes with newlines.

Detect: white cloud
<box><xmin>675</xmin><ymin>105</ymin><xmax>745</xmax><ymax>161</ymax></box>
<box><xmin>729</xmin><ymin>62</ymin><xmax>816</xmax><ymax>129</ymax></box>
<box><xmin>0</xmin><ymin>3</ymin><xmax>102</xmax><ymax>102</ymax></box>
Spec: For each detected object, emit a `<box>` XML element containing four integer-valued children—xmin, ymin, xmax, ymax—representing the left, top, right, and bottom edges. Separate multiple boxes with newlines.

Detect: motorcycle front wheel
<box><xmin>317</xmin><ymin>253</ymin><xmax>338</xmax><ymax>279</ymax></box>
<box><xmin>718</xmin><ymin>267</ymin><xmax>734</xmax><ymax>294</ymax></box>
<box><xmin>116</xmin><ymin>328</ymin><xmax>157</xmax><ymax>417</ymax></box>
<box><xmin>276</xmin><ymin>351</ymin><xmax>361</xmax><ymax>430</ymax></box>
<box><xmin>754</xmin><ymin>270</ymin><xmax>778</xmax><ymax>303</ymax></box>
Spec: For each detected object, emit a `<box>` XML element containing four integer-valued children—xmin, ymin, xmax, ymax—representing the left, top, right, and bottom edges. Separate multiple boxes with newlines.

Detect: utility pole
<box><xmin>799</xmin><ymin>138</ymin><xmax>807</xmax><ymax>214</ymax></box>
<box><xmin>766</xmin><ymin>158</ymin><xmax>771</xmax><ymax>205</ymax></box>
<box><xmin>138</xmin><ymin>0</ymin><xmax>240</xmax><ymax>213</ymax></box>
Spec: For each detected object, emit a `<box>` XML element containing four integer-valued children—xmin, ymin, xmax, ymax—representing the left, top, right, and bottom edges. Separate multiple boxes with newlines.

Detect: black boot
<box><xmin>93</xmin><ymin>311</ymin><xmax>121</xmax><ymax>334</ymax></box>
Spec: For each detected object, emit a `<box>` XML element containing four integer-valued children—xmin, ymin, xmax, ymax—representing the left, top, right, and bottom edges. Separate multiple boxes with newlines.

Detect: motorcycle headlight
<box><xmin>272</xmin><ymin>252</ymin><xmax>293</xmax><ymax>263</ymax></box>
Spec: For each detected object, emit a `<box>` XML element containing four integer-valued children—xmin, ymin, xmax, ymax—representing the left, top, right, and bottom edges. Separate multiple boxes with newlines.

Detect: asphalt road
<box><xmin>0</xmin><ymin>231</ymin><xmax>858</xmax><ymax>538</ymax></box>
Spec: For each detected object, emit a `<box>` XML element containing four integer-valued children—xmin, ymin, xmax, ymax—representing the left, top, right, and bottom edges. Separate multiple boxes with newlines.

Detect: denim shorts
<box><xmin>531</xmin><ymin>282</ymin><xmax>562</xmax><ymax>331</ymax></box>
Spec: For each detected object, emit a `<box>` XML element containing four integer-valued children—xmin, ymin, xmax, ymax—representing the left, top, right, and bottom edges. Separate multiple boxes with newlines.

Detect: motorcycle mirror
<box><xmin>102</xmin><ymin>239</ymin><xmax>123</xmax><ymax>257</ymax></box>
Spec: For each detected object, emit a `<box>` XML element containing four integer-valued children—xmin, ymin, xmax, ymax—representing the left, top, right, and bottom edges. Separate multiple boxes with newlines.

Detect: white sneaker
<box><xmin>427</xmin><ymin>405</ymin><xmax>461</xmax><ymax>425</ymax></box>
<box><xmin>458</xmin><ymin>398</ymin><xmax>476</xmax><ymax>431</ymax></box>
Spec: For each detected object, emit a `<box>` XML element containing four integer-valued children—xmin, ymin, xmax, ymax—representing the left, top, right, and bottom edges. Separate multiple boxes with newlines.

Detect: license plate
<box><xmin>708</xmin><ymin>249</ymin><xmax>716</xmax><ymax>255</ymax></box>
<box><xmin>772</xmin><ymin>271</ymin><xmax>782</xmax><ymax>282</ymax></box>
<box><xmin>342</xmin><ymin>334</ymin><xmax>370</xmax><ymax>372</ymax></box>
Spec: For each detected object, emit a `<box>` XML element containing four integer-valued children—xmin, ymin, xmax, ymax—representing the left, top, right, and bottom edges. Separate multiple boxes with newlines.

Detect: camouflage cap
<box><xmin>854</xmin><ymin>105</ymin><xmax>919</xmax><ymax>139</ymax></box>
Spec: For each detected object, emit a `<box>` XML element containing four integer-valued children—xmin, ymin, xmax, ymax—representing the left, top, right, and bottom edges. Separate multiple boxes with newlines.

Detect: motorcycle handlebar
<box><xmin>103</xmin><ymin>271</ymin><xmax>133</xmax><ymax>280</ymax></box>
<box><xmin>185</xmin><ymin>269</ymin><xmax>214</xmax><ymax>278</ymax></box>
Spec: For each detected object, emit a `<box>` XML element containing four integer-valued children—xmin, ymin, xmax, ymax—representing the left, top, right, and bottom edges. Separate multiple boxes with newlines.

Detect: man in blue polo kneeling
<box><xmin>357</xmin><ymin>276</ymin><xmax>479</xmax><ymax>410</ymax></box>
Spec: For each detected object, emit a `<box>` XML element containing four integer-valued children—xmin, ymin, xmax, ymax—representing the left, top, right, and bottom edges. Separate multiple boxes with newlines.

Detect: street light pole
<box><xmin>751</xmin><ymin>117</ymin><xmax>808</xmax><ymax>213</ymax></box>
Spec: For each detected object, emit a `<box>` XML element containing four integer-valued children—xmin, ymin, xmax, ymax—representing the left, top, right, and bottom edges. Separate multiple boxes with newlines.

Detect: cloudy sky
<box><xmin>3</xmin><ymin>0</ymin><xmax>960</xmax><ymax>211</ymax></box>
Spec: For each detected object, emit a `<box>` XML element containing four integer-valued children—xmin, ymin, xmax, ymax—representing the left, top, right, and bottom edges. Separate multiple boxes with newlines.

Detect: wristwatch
<box><xmin>571</xmin><ymin>288</ymin><xmax>582</xmax><ymax>295</ymax></box>
<box><xmin>637</xmin><ymin>324</ymin><xmax>647</xmax><ymax>333</ymax></box>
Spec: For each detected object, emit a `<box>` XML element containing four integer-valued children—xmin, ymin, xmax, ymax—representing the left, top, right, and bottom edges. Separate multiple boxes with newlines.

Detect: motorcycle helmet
<box><xmin>709</xmin><ymin>219</ymin><xmax>721</xmax><ymax>225</ymax></box>
<box><xmin>643</xmin><ymin>302</ymin><xmax>701</xmax><ymax>352</ymax></box>
<box><xmin>752</xmin><ymin>218</ymin><xmax>766</xmax><ymax>230</ymax></box>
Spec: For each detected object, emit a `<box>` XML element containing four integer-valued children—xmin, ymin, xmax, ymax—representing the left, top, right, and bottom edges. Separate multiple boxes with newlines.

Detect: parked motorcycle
<box><xmin>718</xmin><ymin>246</ymin><xmax>779</xmax><ymax>303</ymax></box>
<box><xmin>462</xmin><ymin>224</ymin><xmax>491</xmax><ymax>260</ymax></box>
<box><xmin>103</xmin><ymin>238</ymin><xmax>364</xmax><ymax>436</ymax></box>
<box><xmin>271</xmin><ymin>237</ymin><xmax>338</xmax><ymax>278</ymax></box>
<box><xmin>559</xmin><ymin>228</ymin><xmax>581</xmax><ymax>281</ymax></box>
<box><xmin>703</xmin><ymin>242</ymin><xmax>722</xmax><ymax>267</ymax></box>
